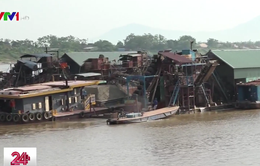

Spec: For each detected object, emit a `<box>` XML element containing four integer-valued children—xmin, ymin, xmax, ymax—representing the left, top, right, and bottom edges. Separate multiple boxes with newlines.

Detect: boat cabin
<box><xmin>0</xmin><ymin>80</ymin><xmax>101</xmax><ymax>115</ymax></box>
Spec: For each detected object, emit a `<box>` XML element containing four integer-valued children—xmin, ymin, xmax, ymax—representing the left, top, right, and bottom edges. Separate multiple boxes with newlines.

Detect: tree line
<box><xmin>0</xmin><ymin>34</ymin><xmax>260</xmax><ymax>61</ymax></box>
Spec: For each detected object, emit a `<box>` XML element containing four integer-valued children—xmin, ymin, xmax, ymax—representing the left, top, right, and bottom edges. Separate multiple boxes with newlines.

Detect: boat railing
<box><xmin>125</xmin><ymin>112</ymin><xmax>142</xmax><ymax>118</ymax></box>
<box><xmin>85</xmin><ymin>94</ymin><xmax>96</xmax><ymax>110</ymax></box>
<box><xmin>179</xmin><ymin>76</ymin><xmax>194</xmax><ymax>86</ymax></box>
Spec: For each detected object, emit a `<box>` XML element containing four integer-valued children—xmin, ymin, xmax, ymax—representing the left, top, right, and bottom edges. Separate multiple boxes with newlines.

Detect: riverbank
<box><xmin>0</xmin><ymin>61</ymin><xmax>15</xmax><ymax>64</ymax></box>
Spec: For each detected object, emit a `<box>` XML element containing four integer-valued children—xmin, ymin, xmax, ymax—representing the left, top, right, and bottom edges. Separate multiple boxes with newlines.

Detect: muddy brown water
<box><xmin>1</xmin><ymin>109</ymin><xmax>260</xmax><ymax>166</ymax></box>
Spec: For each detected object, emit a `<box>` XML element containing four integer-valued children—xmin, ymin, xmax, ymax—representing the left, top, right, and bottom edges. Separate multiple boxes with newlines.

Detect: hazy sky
<box><xmin>1</xmin><ymin>0</ymin><xmax>260</xmax><ymax>41</ymax></box>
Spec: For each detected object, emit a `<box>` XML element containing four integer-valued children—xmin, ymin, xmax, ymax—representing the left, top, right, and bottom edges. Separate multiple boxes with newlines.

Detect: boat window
<box><xmin>38</xmin><ymin>102</ymin><xmax>42</xmax><ymax>109</ymax></box>
<box><xmin>69</xmin><ymin>97</ymin><xmax>71</xmax><ymax>104</ymax></box>
<box><xmin>74</xmin><ymin>89</ymin><xmax>77</xmax><ymax>95</ymax></box>
<box><xmin>32</xmin><ymin>103</ymin><xmax>36</xmax><ymax>110</ymax></box>
<box><xmin>61</xmin><ymin>99</ymin><xmax>64</xmax><ymax>105</ymax></box>
<box><xmin>75</xmin><ymin>96</ymin><xmax>77</xmax><ymax>103</ymax></box>
<box><xmin>44</xmin><ymin>96</ymin><xmax>50</xmax><ymax>112</ymax></box>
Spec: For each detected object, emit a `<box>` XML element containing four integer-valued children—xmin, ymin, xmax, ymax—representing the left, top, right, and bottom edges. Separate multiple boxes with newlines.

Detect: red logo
<box><xmin>10</xmin><ymin>152</ymin><xmax>30</xmax><ymax>165</ymax></box>
<box><xmin>4</xmin><ymin>147</ymin><xmax>36</xmax><ymax>166</ymax></box>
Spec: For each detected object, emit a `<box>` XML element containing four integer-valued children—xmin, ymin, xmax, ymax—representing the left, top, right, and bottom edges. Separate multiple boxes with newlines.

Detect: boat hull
<box><xmin>0</xmin><ymin>105</ymin><xmax>125</xmax><ymax>125</ymax></box>
<box><xmin>107</xmin><ymin>106</ymin><xmax>179</xmax><ymax>125</ymax></box>
<box><xmin>235</xmin><ymin>101</ymin><xmax>260</xmax><ymax>109</ymax></box>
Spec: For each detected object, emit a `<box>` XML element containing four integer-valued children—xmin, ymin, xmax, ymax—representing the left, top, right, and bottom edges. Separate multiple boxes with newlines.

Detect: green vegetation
<box><xmin>0</xmin><ymin>34</ymin><xmax>260</xmax><ymax>62</ymax></box>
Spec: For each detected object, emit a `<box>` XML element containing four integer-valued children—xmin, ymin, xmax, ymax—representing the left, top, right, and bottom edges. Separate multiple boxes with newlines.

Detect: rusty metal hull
<box><xmin>235</xmin><ymin>101</ymin><xmax>260</xmax><ymax>109</ymax></box>
<box><xmin>0</xmin><ymin>105</ymin><xmax>125</xmax><ymax>125</ymax></box>
<box><xmin>202</xmin><ymin>103</ymin><xmax>234</xmax><ymax>111</ymax></box>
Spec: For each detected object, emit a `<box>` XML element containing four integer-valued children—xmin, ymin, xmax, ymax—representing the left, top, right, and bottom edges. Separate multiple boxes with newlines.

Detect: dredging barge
<box><xmin>235</xmin><ymin>79</ymin><xmax>260</xmax><ymax>109</ymax></box>
<box><xmin>0</xmin><ymin>79</ymin><xmax>126</xmax><ymax>124</ymax></box>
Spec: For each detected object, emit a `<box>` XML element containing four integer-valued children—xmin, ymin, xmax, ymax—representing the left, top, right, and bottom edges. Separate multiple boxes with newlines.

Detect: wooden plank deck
<box><xmin>54</xmin><ymin>104</ymin><xmax>125</xmax><ymax>118</ymax></box>
<box><xmin>142</xmin><ymin>106</ymin><xmax>179</xmax><ymax>117</ymax></box>
<box><xmin>117</xmin><ymin>106</ymin><xmax>179</xmax><ymax>121</ymax></box>
<box><xmin>54</xmin><ymin>108</ymin><xmax>107</xmax><ymax>117</ymax></box>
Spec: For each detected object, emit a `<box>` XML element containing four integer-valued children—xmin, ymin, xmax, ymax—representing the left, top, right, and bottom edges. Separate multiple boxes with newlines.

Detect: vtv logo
<box><xmin>0</xmin><ymin>12</ymin><xmax>19</xmax><ymax>21</ymax></box>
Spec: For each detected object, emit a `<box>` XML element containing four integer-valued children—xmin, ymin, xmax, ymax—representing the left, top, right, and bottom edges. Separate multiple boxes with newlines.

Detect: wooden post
<box><xmin>135</xmin><ymin>94</ymin><xmax>138</xmax><ymax>112</ymax></box>
<box><xmin>89</xmin><ymin>95</ymin><xmax>91</xmax><ymax>112</ymax></box>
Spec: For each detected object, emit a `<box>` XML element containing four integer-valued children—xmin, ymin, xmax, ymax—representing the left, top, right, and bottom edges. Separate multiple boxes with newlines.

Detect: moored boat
<box><xmin>0</xmin><ymin>79</ymin><xmax>117</xmax><ymax>124</ymax></box>
<box><xmin>106</xmin><ymin>106</ymin><xmax>179</xmax><ymax>125</ymax></box>
<box><xmin>235</xmin><ymin>80</ymin><xmax>260</xmax><ymax>109</ymax></box>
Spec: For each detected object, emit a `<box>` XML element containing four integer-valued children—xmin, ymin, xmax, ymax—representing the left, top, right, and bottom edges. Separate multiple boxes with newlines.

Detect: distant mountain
<box><xmin>94</xmin><ymin>15</ymin><xmax>260</xmax><ymax>44</ymax></box>
<box><xmin>218</xmin><ymin>15</ymin><xmax>260</xmax><ymax>42</ymax></box>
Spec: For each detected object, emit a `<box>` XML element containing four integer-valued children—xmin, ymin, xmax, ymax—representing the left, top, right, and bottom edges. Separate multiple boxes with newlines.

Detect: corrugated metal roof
<box><xmin>75</xmin><ymin>72</ymin><xmax>101</xmax><ymax>77</ymax></box>
<box><xmin>0</xmin><ymin>80</ymin><xmax>105</xmax><ymax>97</ymax></box>
<box><xmin>41</xmin><ymin>80</ymin><xmax>98</xmax><ymax>86</ymax></box>
<box><xmin>159</xmin><ymin>52</ymin><xmax>192</xmax><ymax>64</ymax></box>
<box><xmin>210</xmin><ymin>50</ymin><xmax>260</xmax><ymax>69</ymax></box>
<box><xmin>62</xmin><ymin>51</ymin><xmax>137</xmax><ymax>66</ymax></box>
<box><xmin>11</xmin><ymin>85</ymin><xmax>51</xmax><ymax>91</ymax></box>
<box><xmin>181</xmin><ymin>63</ymin><xmax>206</xmax><ymax>67</ymax></box>
<box><xmin>18</xmin><ymin>60</ymin><xmax>38</xmax><ymax>70</ymax></box>
<box><xmin>20</xmin><ymin>53</ymin><xmax>52</xmax><ymax>58</ymax></box>
<box><xmin>121</xmin><ymin>54</ymin><xmax>141</xmax><ymax>57</ymax></box>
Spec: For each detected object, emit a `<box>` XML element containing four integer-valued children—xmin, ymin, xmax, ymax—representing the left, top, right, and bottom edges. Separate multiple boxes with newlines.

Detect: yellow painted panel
<box><xmin>45</xmin><ymin>96</ymin><xmax>49</xmax><ymax>111</ymax></box>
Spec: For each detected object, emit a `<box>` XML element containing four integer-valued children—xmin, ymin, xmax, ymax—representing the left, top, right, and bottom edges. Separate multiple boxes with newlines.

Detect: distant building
<box><xmin>199</xmin><ymin>43</ymin><xmax>208</xmax><ymax>48</ymax></box>
<box><xmin>233</xmin><ymin>44</ymin><xmax>239</xmax><ymax>48</ymax></box>
<box><xmin>206</xmin><ymin>49</ymin><xmax>260</xmax><ymax>101</ymax></box>
<box><xmin>117</xmin><ymin>48</ymin><xmax>126</xmax><ymax>51</ymax></box>
<box><xmin>117</xmin><ymin>47</ymin><xmax>132</xmax><ymax>51</ymax></box>
<box><xmin>60</xmin><ymin>51</ymin><xmax>137</xmax><ymax>74</ymax></box>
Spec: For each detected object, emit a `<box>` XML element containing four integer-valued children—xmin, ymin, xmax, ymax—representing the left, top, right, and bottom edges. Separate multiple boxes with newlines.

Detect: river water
<box><xmin>0</xmin><ymin>109</ymin><xmax>260</xmax><ymax>166</ymax></box>
<box><xmin>0</xmin><ymin>64</ymin><xmax>11</xmax><ymax>72</ymax></box>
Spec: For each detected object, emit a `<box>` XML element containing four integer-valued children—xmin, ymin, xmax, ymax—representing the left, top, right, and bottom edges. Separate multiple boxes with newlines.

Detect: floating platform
<box><xmin>0</xmin><ymin>104</ymin><xmax>125</xmax><ymax>124</ymax></box>
<box><xmin>202</xmin><ymin>103</ymin><xmax>234</xmax><ymax>111</ymax></box>
<box><xmin>53</xmin><ymin>104</ymin><xmax>125</xmax><ymax>121</ymax></box>
<box><xmin>235</xmin><ymin>101</ymin><xmax>260</xmax><ymax>109</ymax></box>
<box><xmin>106</xmin><ymin>106</ymin><xmax>179</xmax><ymax>125</ymax></box>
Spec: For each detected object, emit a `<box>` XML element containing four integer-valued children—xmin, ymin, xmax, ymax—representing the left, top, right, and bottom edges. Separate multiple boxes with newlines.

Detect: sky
<box><xmin>0</xmin><ymin>0</ymin><xmax>260</xmax><ymax>42</ymax></box>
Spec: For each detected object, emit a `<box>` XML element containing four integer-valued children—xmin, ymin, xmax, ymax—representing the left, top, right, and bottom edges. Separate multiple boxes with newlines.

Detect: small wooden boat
<box><xmin>106</xmin><ymin>106</ymin><xmax>179</xmax><ymax>125</ymax></box>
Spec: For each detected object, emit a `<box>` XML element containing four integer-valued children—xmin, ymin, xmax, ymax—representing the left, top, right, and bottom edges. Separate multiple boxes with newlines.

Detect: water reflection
<box><xmin>141</xmin><ymin>109</ymin><xmax>260</xmax><ymax>166</ymax></box>
<box><xmin>0</xmin><ymin>119</ymin><xmax>100</xmax><ymax>137</ymax></box>
<box><xmin>143</xmin><ymin>109</ymin><xmax>260</xmax><ymax>128</ymax></box>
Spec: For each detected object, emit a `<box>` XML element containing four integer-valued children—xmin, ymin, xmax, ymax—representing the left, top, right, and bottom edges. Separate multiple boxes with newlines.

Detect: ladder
<box><xmin>194</xmin><ymin>61</ymin><xmax>218</xmax><ymax>86</ymax></box>
<box><xmin>168</xmin><ymin>79</ymin><xmax>180</xmax><ymax>106</ymax></box>
<box><xmin>146</xmin><ymin>66</ymin><xmax>161</xmax><ymax>91</ymax></box>
<box><xmin>141</xmin><ymin>57</ymin><xmax>151</xmax><ymax>75</ymax></box>
<box><xmin>200</xmin><ymin>84</ymin><xmax>210</xmax><ymax>105</ymax></box>
<box><xmin>14</xmin><ymin>65</ymin><xmax>23</xmax><ymax>87</ymax></box>
<box><xmin>150</xmin><ymin>67</ymin><xmax>162</xmax><ymax>103</ymax></box>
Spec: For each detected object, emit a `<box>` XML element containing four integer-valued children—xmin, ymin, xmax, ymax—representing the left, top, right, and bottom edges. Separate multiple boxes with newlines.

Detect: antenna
<box><xmin>190</xmin><ymin>41</ymin><xmax>194</xmax><ymax>50</ymax></box>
